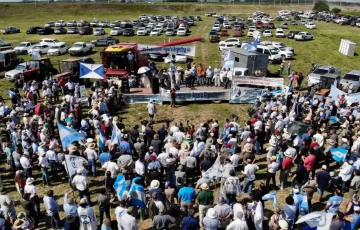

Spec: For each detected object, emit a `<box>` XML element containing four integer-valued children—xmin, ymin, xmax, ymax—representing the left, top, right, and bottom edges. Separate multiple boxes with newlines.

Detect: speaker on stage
<box><xmin>152</xmin><ymin>78</ymin><xmax>160</xmax><ymax>94</ymax></box>
<box><xmin>121</xmin><ymin>78</ymin><xmax>130</xmax><ymax>93</ymax></box>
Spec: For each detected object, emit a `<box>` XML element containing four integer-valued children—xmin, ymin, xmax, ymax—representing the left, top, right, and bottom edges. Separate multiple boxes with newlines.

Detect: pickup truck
<box><xmin>0</xmin><ymin>38</ymin><xmax>12</xmax><ymax>48</ymax></box>
<box><xmin>68</xmin><ymin>42</ymin><xmax>94</xmax><ymax>56</ymax></box>
<box><xmin>294</xmin><ymin>32</ymin><xmax>313</xmax><ymax>41</ymax></box>
<box><xmin>14</xmin><ymin>42</ymin><xmax>38</xmax><ymax>55</ymax></box>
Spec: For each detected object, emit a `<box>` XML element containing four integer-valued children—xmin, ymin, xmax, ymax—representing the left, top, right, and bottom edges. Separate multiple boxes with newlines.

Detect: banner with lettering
<box><xmin>138</xmin><ymin>44</ymin><xmax>196</xmax><ymax>56</ymax></box>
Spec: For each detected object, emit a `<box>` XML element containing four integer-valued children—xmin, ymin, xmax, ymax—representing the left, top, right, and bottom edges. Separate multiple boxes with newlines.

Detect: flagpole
<box><xmin>64</xmin><ymin>155</ymin><xmax>73</xmax><ymax>189</ymax></box>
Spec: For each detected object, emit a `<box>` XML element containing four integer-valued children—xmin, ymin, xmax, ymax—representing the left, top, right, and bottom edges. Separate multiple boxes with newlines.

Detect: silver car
<box><xmin>340</xmin><ymin>70</ymin><xmax>360</xmax><ymax>92</ymax></box>
<box><xmin>308</xmin><ymin>66</ymin><xmax>341</xmax><ymax>86</ymax></box>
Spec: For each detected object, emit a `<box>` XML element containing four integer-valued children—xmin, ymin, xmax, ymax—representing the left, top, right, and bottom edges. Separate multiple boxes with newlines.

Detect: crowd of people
<box><xmin>0</xmin><ymin>67</ymin><xmax>360</xmax><ymax>230</ymax></box>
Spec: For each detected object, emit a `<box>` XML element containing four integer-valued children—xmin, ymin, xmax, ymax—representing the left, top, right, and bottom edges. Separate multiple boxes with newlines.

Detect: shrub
<box><xmin>313</xmin><ymin>0</ymin><xmax>330</xmax><ymax>12</ymax></box>
<box><xmin>332</xmin><ymin>8</ymin><xmax>341</xmax><ymax>14</ymax></box>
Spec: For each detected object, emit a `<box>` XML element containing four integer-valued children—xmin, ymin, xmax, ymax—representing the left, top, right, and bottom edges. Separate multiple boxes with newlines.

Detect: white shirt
<box><xmin>233</xmin><ymin>203</ymin><xmax>246</xmax><ymax>221</ymax></box>
<box><xmin>230</xmin><ymin>154</ymin><xmax>240</xmax><ymax>168</ymax></box>
<box><xmin>147</xmin><ymin>103</ymin><xmax>155</xmax><ymax>115</ymax></box>
<box><xmin>169</xmin><ymin>147</ymin><xmax>179</xmax><ymax>159</ymax></box>
<box><xmin>102</xmin><ymin>162</ymin><xmax>119</xmax><ymax>178</ymax></box>
<box><xmin>157</xmin><ymin>152</ymin><xmax>168</xmax><ymax>168</ymax></box>
<box><xmin>339</xmin><ymin>162</ymin><xmax>354</xmax><ymax>182</ymax></box>
<box><xmin>170</xmin><ymin>126</ymin><xmax>179</xmax><ymax>134</ymax></box>
<box><xmin>354</xmin><ymin>158</ymin><xmax>360</xmax><ymax>170</ymax></box>
<box><xmin>254</xmin><ymin>120</ymin><xmax>263</xmax><ymax>131</ymax></box>
<box><xmin>243</xmin><ymin>164</ymin><xmax>259</xmax><ymax>181</ymax></box>
<box><xmin>135</xmin><ymin>160</ymin><xmax>145</xmax><ymax>176</ymax></box>
<box><xmin>314</xmin><ymin>133</ymin><xmax>325</xmax><ymax>147</ymax></box>
<box><xmin>24</xmin><ymin>184</ymin><xmax>38</xmax><ymax>195</ymax></box>
<box><xmin>46</xmin><ymin>150</ymin><xmax>58</xmax><ymax>161</ymax></box>
<box><xmin>20</xmin><ymin>156</ymin><xmax>31</xmax><ymax>169</ymax></box>
<box><xmin>39</xmin><ymin>156</ymin><xmax>49</xmax><ymax>168</ymax></box>
<box><xmin>84</xmin><ymin>148</ymin><xmax>98</xmax><ymax>160</ymax></box>
<box><xmin>226</xmin><ymin>219</ymin><xmax>248</xmax><ymax>230</ymax></box>
<box><xmin>72</xmin><ymin>175</ymin><xmax>88</xmax><ymax>191</ymax></box>
<box><xmin>118</xmin><ymin>210</ymin><xmax>138</xmax><ymax>230</ymax></box>
<box><xmin>174</xmin><ymin>131</ymin><xmax>185</xmax><ymax>144</ymax></box>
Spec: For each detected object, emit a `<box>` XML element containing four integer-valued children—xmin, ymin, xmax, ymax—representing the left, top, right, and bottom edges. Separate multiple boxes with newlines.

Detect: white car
<box><xmin>165</xmin><ymin>28</ymin><xmax>175</xmax><ymax>36</ymax></box>
<box><xmin>275</xmin><ymin>29</ymin><xmax>285</xmax><ymax>38</ymax></box>
<box><xmin>55</xmin><ymin>20</ymin><xmax>66</xmax><ymax>27</ymax></box>
<box><xmin>271</xmin><ymin>42</ymin><xmax>295</xmax><ymax>54</ymax></box>
<box><xmin>28</xmin><ymin>44</ymin><xmax>50</xmax><ymax>55</ymax></box>
<box><xmin>247</xmin><ymin>29</ymin><xmax>255</xmax><ymax>37</ymax></box>
<box><xmin>212</xmin><ymin>24</ymin><xmax>221</xmax><ymax>31</ymax></box>
<box><xmin>272</xmin><ymin>46</ymin><xmax>294</xmax><ymax>59</ymax></box>
<box><xmin>5</xmin><ymin>63</ymin><xmax>27</xmax><ymax>81</ymax></box>
<box><xmin>137</xmin><ymin>27</ymin><xmax>147</xmax><ymax>36</ymax></box>
<box><xmin>305</xmin><ymin>22</ymin><xmax>316</xmax><ymax>29</ymax></box>
<box><xmin>45</xmin><ymin>22</ymin><xmax>54</xmax><ymax>27</ymax></box>
<box><xmin>47</xmin><ymin>42</ymin><xmax>68</xmax><ymax>56</ymax></box>
<box><xmin>66</xmin><ymin>20</ymin><xmax>77</xmax><ymax>27</ymax></box>
<box><xmin>223</xmin><ymin>22</ymin><xmax>231</xmax><ymax>29</ymax></box>
<box><xmin>295</xmin><ymin>32</ymin><xmax>313</xmax><ymax>41</ymax></box>
<box><xmin>98</xmin><ymin>21</ymin><xmax>110</xmax><ymax>27</ymax></box>
<box><xmin>39</xmin><ymin>38</ymin><xmax>60</xmax><ymax>46</ymax></box>
<box><xmin>174</xmin><ymin>54</ymin><xmax>187</xmax><ymax>63</ymax></box>
<box><xmin>110</xmin><ymin>27</ymin><xmax>123</xmax><ymax>36</ymax></box>
<box><xmin>93</xmin><ymin>28</ymin><xmax>105</xmax><ymax>36</ymax></box>
<box><xmin>263</xmin><ymin>30</ymin><xmax>272</xmax><ymax>37</ymax></box>
<box><xmin>218</xmin><ymin>38</ymin><xmax>241</xmax><ymax>50</ymax></box>
<box><xmin>150</xmin><ymin>29</ymin><xmax>161</xmax><ymax>36</ymax></box>
<box><xmin>177</xmin><ymin>27</ymin><xmax>187</xmax><ymax>36</ymax></box>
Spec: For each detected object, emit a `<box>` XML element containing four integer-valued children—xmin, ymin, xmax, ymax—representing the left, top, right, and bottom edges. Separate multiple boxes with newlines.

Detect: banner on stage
<box><xmin>123</xmin><ymin>94</ymin><xmax>163</xmax><ymax>105</ymax></box>
<box><xmin>230</xmin><ymin>86</ymin><xmax>286</xmax><ymax>104</ymax></box>
<box><xmin>232</xmin><ymin>77</ymin><xmax>284</xmax><ymax>87</ymax></box>
<box><xmin>160</xmin><ymin>88</ymin><xmax>230</xmax><ymax>101</ymax></box>
<box><xmin>138</xmin><ymin>44</ymin><xmax>196</xmax><ymax>56</ymax></box>
<box><xmin>330</xmin><ymin>85</ymin><xmax>360</xmax><ymax>104</ymax></box>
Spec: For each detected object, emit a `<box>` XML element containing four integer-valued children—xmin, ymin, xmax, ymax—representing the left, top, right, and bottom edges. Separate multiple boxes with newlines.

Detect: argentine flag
<box><xmin>329</xmin><ymin>116</ymin><xmax>340</xmax><ymax>124</ymax></box>
<box><xmin>5</xmin><ymin>90</ymin><xmax>16</xmax><ymax>98</ymax></box>
<box><xmin>58</xmin><ymin>123</ymin><xmax>86</xmax><ymax>148</ymax></box>
<box><xmin>262</xmin><ymin>192</ymin><xmax>277</xmax><ymax>209</ymax></box>
<box><xmin>330</xmin><ymin>148</ymin><xmax>348</xmax><ymax>163</ymax></box>
<box><xmin>129</xmin><ymin>177</ymin><xmax>146</xmax><ymax>209</ymax></box>
<box><xmin>80</xmin><ymin>63</ymin><xmax>104</xmax><ymax>79</ymax></box>
<box><xmin>110</xmin><ymin>127</ymin><xmax>119</xmax><ymax>146</ymax></box>
<box><xmin>98</xmin><ymin>129</ymin><xmax>106</xmax><ymax>150</ymax></box>
<box><xmin>223</xmin><ymin>58</ymin><xmax>235</xmax><ymax>69</ymax></box>
<box><xmin>113</xmin><ymin>174</ymin><xmax>129</xmax><ymax>200</ymax></box>
<box><xmin>300</xmin><ymin>192</ymin><xmax>309</xmax><ymax>214</ymax></box>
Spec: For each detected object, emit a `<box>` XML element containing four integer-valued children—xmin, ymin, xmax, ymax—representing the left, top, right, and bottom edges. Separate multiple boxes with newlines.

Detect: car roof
<box><xmin>347</xmin><ymin>70</ymin><xmax>360</xmax><ymax>75</ymax></box>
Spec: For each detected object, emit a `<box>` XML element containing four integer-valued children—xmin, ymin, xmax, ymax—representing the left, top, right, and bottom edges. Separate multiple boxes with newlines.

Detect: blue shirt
<box><xmin>178</xmin><ymin>186</ymin><xmax>196</xmax><ymax>203</ymax></box>
<box><xmin>344</xmin><ymin>214</ymin><xmax>360</xmax><ymax>230</ymax></box>
<box><xmin>63</xmin><ymin>194</ymin><xmax>78</xmax><ymax>217</ymax></box>
<box><xmin>327</xmin><ymin>195</ymin><xmax>343</xmax><ymax>213</ymax></box>
<box><xmin>43</xmin><ymin>195</ymin><xmax>60</xmax><ymax>216</ymax></box>
<box><xmin>181</xmin><ymin>216</ymin><xmax>199</xmax><ymax>230</ymax></box>
<box><xmin>99</xmin><ymin>152</ymin><xmax>112</xmax><ymax>166</ymax></box>
<box><xmin>119</xmin><ymin>141</ymin><xmax>131</xmax><ymax>154</ymax></box>
<box><xmin>101</xmin><ymin>224</ymin><xmax>112</xmax><ymax>230</ymax></box>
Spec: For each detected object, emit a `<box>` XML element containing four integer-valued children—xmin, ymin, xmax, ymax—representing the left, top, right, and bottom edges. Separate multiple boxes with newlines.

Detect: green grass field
<box><xmin>0</xmin><ymin>3</ymin><xmax>359</xmax><ymax>229</ymax></box>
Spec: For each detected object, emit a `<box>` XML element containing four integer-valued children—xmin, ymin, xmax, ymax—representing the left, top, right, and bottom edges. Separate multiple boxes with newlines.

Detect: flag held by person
<box><xmin>64</xmin><ymin>155</ymin><xmax>87</xmax><ymax>178</ymax></box>
<box><xmin>5</xmin><ymin>90</ymin><xmax>16</xmax><ymax>98</ymax></box>
<box><xmin>98</xmin><ymin>129</ymin><xmax>106</xmax><ymax>150</ymax></box>
<box><xmin>262</xmin><ymin>192</ymin><xmax>277</xmax><ymax>209</ymax></box>
<box><xmin>110</xmin><ymin>127</ymin><xmax>119</xmax><ymax>146</ymax></box>
<box><xmin>300</xmin><ymin>192</ymin><xmax>309</xmax><ymax>215</ymax></box>
<box><xmin>329</xmin><ymin>116</ymin><xmax>340</xmax><ymax>124</ymax></box>
<box><xmin>129</xmin><ymin>177</ymin><xmax>146</xmax><ymax>209</ymax></box>
<box><xmin>113</xmin><ymin>174</ymin><xmax>129</xmax><ymax>200</ymax></box>
<box><xmin>58</xmin><ymin>123</ymin><xmax>86</xmax><ymax>148</ymax></box>
<box><xmin>330</xmin><ymin>148</ymin><xmax>348</xmax><ymax>163</ymax></box>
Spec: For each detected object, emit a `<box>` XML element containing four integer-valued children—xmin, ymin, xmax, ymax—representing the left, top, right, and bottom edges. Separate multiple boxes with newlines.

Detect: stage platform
<box><xmin>122</xmin><ymin>86</ymin><xmax>231</xmax><ymax>104</ymax></box>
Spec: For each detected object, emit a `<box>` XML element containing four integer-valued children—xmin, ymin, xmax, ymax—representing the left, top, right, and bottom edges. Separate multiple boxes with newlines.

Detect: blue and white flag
<box><xmin>129</xmin><ymin>177</ymin><xmax>146</xmax><ymax>209</ymax></box>
<box><xmin>64</xmin><ymin>154</ymin><xmax>87</xmax><ymax>178</ymax></box>
<box><xmin>58</xmin><ymin>123</ymin><xmax>86</xmax><ymax>148</ymax></box>
<box><xmin>113</xmin><ymin>174</ymin><xmax>129</xmax><ymax>200</ymax></box>
<box><xmin>80</xmin><ymin>63</ymin><xmax>104</xmax><ymax>79</ymax></box>
<box><xmin>32</xmin><ymin>51</ymin><xmax>40</xmax><ymax>59</ymax></box>
<box><xmin>262</xmin><ymin>192</ymin><xmax>276</xmax><ymax>209</ymax></box>
<box><xmin>98</xmin><ymin>129</ymin><xmax>106</xmax><ymax>150</ymax></box>
<box><xmin>243</xmin><ymin>37</ymin><xmax>259</xmax><ymax>52</ymax></box>
<box><xmin>223</xmin><ymin>58</ymin><xmax>235</xmax><ymax>69</ymax></box>
<box><xmin>300</xmin><ymin>192</ymin><xmax>309</xmax><ymax>214</ymax></box>
<box><xmin>329</xmin><ymin>116</ymin><xmax>340</xmax><ymax>124</ymax></box>
<box><xmin>110</xmin><ymin>127</ymin><xmax>119</xmax><ymax>146</ymax></box>
<box><xmin>5</xmin><ymin>90</ymin><xmax>16</xmax><ymax>98</ymax></box>
<box><xmin>330</xmin><ymin>148</ymin><xmax>348</xmax><ymax>163</ymax></box>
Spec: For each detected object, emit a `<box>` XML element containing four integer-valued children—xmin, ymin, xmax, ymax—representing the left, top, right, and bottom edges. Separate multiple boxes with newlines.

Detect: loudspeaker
<box><xmin>121</xmin><ymin>78</ymin><xmax>130</xmax><ymax>93</ymax></box>
<box><xmin>152</xmin><ymin>78</ymin><xmax>160</xmax><ymax>94</ymax></box>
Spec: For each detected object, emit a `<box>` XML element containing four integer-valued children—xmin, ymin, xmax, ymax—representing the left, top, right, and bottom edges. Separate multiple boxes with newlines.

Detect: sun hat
<box><xmin>200</xmin><ymin>183</ymin><xmax>209</xmax><ymax>190</ymax></box>
<box><xmin>284</xmin><ymin>150</ymin><xmax>293</xmax><ymax>158</ymax></box>
<box><xmin>349</xmin><ymin>160</ymin><xmax>354</xmax><ymax>165</ymax></box>
<box><xmin>150</xmin><ymin>180</ymin><xmax>160</xmax><ymax>189</ymax></box>
<box><xmin>342</xmin><ymin>138</ymin><xmax>348</xmax><ymax>143</ymax></box>
<box><xmin>13</xmin><ymin>219</ymin><xmax>25</xmax><ymax>229</ymax></box>
<box><xmin>87</xmin><ymin>142</ymin><xmax>96</xmax><ymax>149</ymax></box>
<box><xmin>181</xmin><ymin>142</ymin><xmax>190</xmax><ymax>150</ymax></box>
<box><xmin>26</xmin><ymin>178</ymin><xmax>34</xmax><ymax>185</ymax></box>
<box><xmin>86</xmin><ymin>138</ymin><xmax>94</xmax><ymax>143</ymax></box>
<box><xmin>217</xmin><ymin>139</ymin><xmax>223</xmax><ymax>145</ymax></box>
<box><xmin>354</xmin><ymin>206</ymin><xmax>360</xmax><ymax>212</ymax></box>
<box><xmin>207</xmin><ymin>208</ymin><xmax>217</xmax><ymax>219</ymax></box>
<box><xmin>322</xmin><ymin>165</ymin><xmax>327</xmax><ymax>170</ymax></box>
<box><xmin>279</xmin><ymin>219</ymin><xmax>289</xmax><ymax>229</ymax></box>
<box><xmin>68</xmin><ymin>145</ymin><xmax>77</xmax><ymax>152</ymax></box>
<box><xmin>271</xmin><ymin>155</ymin><xmax>277</xmax><ymax>161</ymax></box>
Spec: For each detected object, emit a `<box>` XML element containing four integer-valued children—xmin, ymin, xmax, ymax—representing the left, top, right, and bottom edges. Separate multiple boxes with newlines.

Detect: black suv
<box><xmin>26</xmin><ymin>26</ymin><xmax>42</xmax><ymax>34</ymax></box>
<box><xmin>37</xmin><ymin>27</ymin><xmax>54</xmax><ymax>35</ymax></box>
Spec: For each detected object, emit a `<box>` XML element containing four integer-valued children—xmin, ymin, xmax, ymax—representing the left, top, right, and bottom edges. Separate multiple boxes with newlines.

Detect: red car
<box><xmin>256</xmin><ymin>22</ymin><xmax>264</xmax><ymax>29</ymax></box>
<box><xmin>233</xmin><ymin>28</ymin><xmax>243</xmax><ymax>37</ymax></box>
<box><xmin>79</xmin><ymin>26</ymin><xmax>93</xmax><ymax>35</ymax></box>
<box><xmin>220</xmin><ymin>29</ymin><xmax>229</xmax><ymax>36</ymax></box>
<box><xmin>267</xmin><ymin>22</ymin><xmax>276</xmax><ymax>29</ymax></box>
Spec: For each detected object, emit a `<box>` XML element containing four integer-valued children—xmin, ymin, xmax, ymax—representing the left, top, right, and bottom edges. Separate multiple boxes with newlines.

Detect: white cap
<box><xmin>354</xmin><ymin>206</ymin><xmax>360</xmax><ymax>211</ymax></box>
<box><xmin>246</xmin><ymin>138</ymin><xmax>251</xmax><ymax>142</ymax></box>
<box><xmin>322</xmin><ymin>165</ymin><xmax>327</xmax><ymax>170</ymax></box>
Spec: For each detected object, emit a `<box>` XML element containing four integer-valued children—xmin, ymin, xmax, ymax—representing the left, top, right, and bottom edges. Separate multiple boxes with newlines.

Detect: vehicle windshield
<box><xmin>312</xmin><ymin>68</ymin><xmax>328</xmax><ymax>75</ymax></box>
<box><xmin>51</xmin><ymin>46</ymin><xmax>60</xmax><ymax>49</ymax></box>
<box><xmin>18</xmin><ymin>43</ymin><xmax>27</xmax><ymax>47</ymax></box>
<box><xmin>112</xmin><ymin>28</ymin><xmax>119</xmax><ymax>31</ymax></box>
<box><xmin>74</xmin><ymin>43</ymin><xmax>83</xmax><ymax>47</ymax></box>
<box><xmin>270</xmin><ymin>49</ymin><xmax>279</xmax><ymax>54</ymax></box>
<box><xmin>62</xmin><ymin>62</ymin><xmax>75</xmax><ymax>72</ymax></box>
<box><xmin>343</xmin><ymin>74</ymin><xmax>360</xmax><ymax>81</ymax></box>
<box><xmin>33</xmin><ymin>46</ymin><xmax>41</xmax><ymax>49</ymax></box>
<box><xmin>15</xmin><ymin>64</ymin><xmax>26</xmax><ymax>71</ymax></box>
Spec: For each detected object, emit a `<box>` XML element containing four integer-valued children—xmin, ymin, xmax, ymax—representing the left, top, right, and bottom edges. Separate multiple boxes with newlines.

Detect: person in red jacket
<box><xmin>303</xmin><ymin>148</ymin><xmax>316</xmax><ymax>182</ymax></box>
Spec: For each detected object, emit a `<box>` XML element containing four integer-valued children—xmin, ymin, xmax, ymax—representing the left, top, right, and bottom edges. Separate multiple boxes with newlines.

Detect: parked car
<box><xmin>150</xmin><ymin>29</ymin><xmax>161</xmax><ymax>36</ymax></box>
<box><xmin>45</xmin><ymin>22</ymin><xmax>55</xmax><ymax>27</ymax></box>
<box><xmin>220</xmin><ymin>29</ymin><xmax>229</xmax><ymax>36</ymax></box>
<box><xmin>305</xmin><ymin>22</ymin><xmax>316</xmax><ymax>29</ymax></box>
<box><xmin>110</xmin><ymin>21</ymin><xmax>121</xmax><ymax>28</ymax></box>
<box><xmin>79</xmin><ymin>27</ymin><xmax>93</xmax><ymax>35</ymax></box>
<box><xmin>267</xmin><ymin>22</ymin><xmax>275</xmax><ymax>29</ymax></box>
<box><xmin>68</xmin><ymin>42</ymin><xmax>94</xmax><ymax>56</ymax></box>
<box><xmin>218</xmin><ymin>38</ymin><xmax>241</xmax><ymax>50</ymax></box>
<box><xmin>39</xmin><ymin>38</ymin><xmax>60</xmax><ymax>46</ymax></box>
<box><xmin>54</xmin><ymin>27</ymin><xmax>67</xmax><ymax>34</ymax></box>
<box><xmin>291</xmin><ymin>21</ymin><xmax>298</xmax><ymax>25</ymax></box>
<box><xmin>28</xmin><ymin>44</ymin><xmax>51</xmax><ymax>55</ymax></box>
<box><xmin>137</xmin><ymin>27</ymin><xmax>147</xmax><ymax>36</ymax></box>
<box><xmin>256</xmin><ymin>22</ymin><xmax>264</xmax><ymax>29</ymax></box>
<box><xmin>294</xmin><ymin>32</ymin><xmax>313</xmax><ymax>41</ymax></box>
<box><xmin>26</xmin><ymin>27</ymin><xmax>42</xmax><ymax>34</ymax></box>
<box><xmin>247</xmin><ymin>28</ymin><xmax>255</xmax><ymax>37</ymax></box>
<box><xmin>67</xmin><ymin>27</ymin><xmax>79</xmax><ymax>34</ymax></box>
<box><xmin>1</xmin><ymin>27</ymin><xmax>20</xmax><ymax>34</ymax></box>
<box><xmin>123</xmin><ymin>28</ymin><xmax>135</xmax><ymax>36</ymax></box>
<box><xmin>98</xmin><ymin>21</ymin><xmax>110</xmax><ymax>27</ymax></box>
<box><xmin>14</xmin><ymin>42</ymin><xmax>38</xmax><ymax>54</ymax></box>
<box><xmin>275</xmin><ymin>28</ymin><xmax>285</xmax><ymax>37</ymax></box>
<box><xmin>340</xmin><ymin>70</ymin><xmax>360</xmax><ymax>92</ymax></box>
<box><xmin>308</xmin><ymin>66</ymin><xmax>341</xmax><ymax>86</ymax></box>
<box><xmin>93</xmin><ymin>28</ymin><xmax>105</xmax><ymax>36</ymax></box>
<box><xmin>77</xmin><ymin>20</ymin><xmax>90</xmax><ymax>27</ymax></box>
<box><xmin>47</xmin><ymin>42</ymin><xmax>68</xmax><ymax>56</ymax></box>
<box><xmin>279</xmin><ymin>23</ymin><xmax>289</xmax><ymax>29</ymax></box>
<box><xmin>55</xmin><ymin>20</ymin><xmax>66</xmax><ymax>27</ymax></box>
<box><xmin>209</xmin><ymin>31</ymin><xmax>220</xmax><ymax>42</ymax></box>
<box><xmin>91</xmin><ymin>37</ymin><xmax>119</xmax><ymax>46</ymax></box>
<box><xmin>110</xmin><ymin>27</ymin><xmax>123</xmax><ymax>36</ymax></box>
<box><xmin>263</xmin><ymin>30</ymin><xmax>272</xmax><ymax>37</ymax></box>
<box><xmin>37</xmin><ymin>27</ymin><xmax>54</xmax><ymax>35</ymax></box>
<box><xmin>66</xmin><ymin>20</ymin><xmax>77</xmax><ymax>27</ymax></box>
<box><xmin>212</xmin><ymin>24</ymin><xmax>221</xmax><ymax>31</ymax></box>
<box><xmin>287</xmin><ymin>30</ymin><xmax>300</xmax><ymax>39</ymax></box>
<box><xmin>233</xmin><ymin>28</ymin><xmax>243</xmax><ymax>37</ymax></box>
<box><xmin>90</xmin><ymin>20</ymin><xmax>98</xmax><ymax>27</ymax></box>
<box><xmin>177</xmin><ymin>27</ymin><xmax>187</xmax><ymax>36</ymax></box>
<box><xmin>165</xmin><ymin>28</ymin><xmax>175</xmax><ymax>36</ymax></box>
